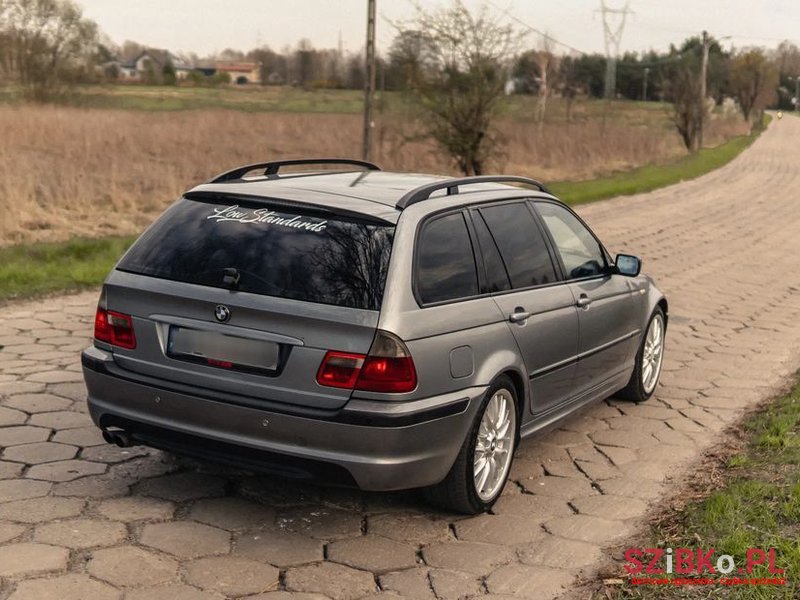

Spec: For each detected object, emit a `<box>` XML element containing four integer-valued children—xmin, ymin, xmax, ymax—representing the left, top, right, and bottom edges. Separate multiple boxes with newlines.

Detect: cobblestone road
<box><xmin>0</xmin><ymin>117</ymin><xmax>799</xmax><ymax>600</ymax></box>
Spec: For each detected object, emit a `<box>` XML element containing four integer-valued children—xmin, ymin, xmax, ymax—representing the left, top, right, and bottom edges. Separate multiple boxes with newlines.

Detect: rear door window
<box><xmin>117</xmin><ymin>198</ymin><xmax>395</xmax><ymax>310</ymax></box>
<box><xmin>479</xmin><ymin>202</ymin><xmax>557</xmax><ymax>289</ymax></box>
<box><xmin>416</xmin><ymin>212</ymin><xmax>479</xmax><ymax>304</ymax></box>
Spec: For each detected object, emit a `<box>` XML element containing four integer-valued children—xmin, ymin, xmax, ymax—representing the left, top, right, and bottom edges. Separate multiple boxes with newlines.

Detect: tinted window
<box><xmin>118</xmin><ymin>198</ymin><xmax>394</xmax><ymax>310</ymax></box>
<box><xmin>471</xmin><ymin>212</ymin><xmax>511</xmax><ymax>293</ymax></box>
<box><xmin>536</xmin><ymin>202</ymin><xmax>606</xmax><ymax>279</ymax></box>
<box><xmin>417</xmin><ymin>213</ymin><xmax>478</xmax><ymax>304</ymax></box>
<box><xmin>479</xmin><ymin>203</ymin><xmax>556</xmax><ymax>289</ymax></box>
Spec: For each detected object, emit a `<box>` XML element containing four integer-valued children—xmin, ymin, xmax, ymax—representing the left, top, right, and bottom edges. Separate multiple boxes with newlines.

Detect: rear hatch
<box><xmin>102</xmin><ymin>195</ymin><xmax>395</xmax><ymax>412</ymax></box>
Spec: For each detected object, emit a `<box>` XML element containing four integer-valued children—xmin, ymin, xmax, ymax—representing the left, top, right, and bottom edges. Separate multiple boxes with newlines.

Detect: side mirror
<box><xmin>615</xmin><ymin>254</ymin><xmax>642</xmax><ymax>277</ymax></box>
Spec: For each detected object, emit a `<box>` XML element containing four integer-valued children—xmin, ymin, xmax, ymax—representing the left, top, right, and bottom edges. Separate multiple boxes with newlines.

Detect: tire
<box><xmin>423</xmin><ymin>376</ymin><xmax>518</xmax><ymax>514</ymax></box>
<box><xmin>618</xmin><ymin>307</ymin><xmax>666</xmax><ymax>403</ymax></box>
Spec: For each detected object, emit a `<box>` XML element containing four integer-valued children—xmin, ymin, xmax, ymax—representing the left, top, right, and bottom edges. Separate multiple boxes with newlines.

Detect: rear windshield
<box><xmin>117</xmin><ymin>198</ymin><xmax>395</xmax><ymax>310</ymax></box>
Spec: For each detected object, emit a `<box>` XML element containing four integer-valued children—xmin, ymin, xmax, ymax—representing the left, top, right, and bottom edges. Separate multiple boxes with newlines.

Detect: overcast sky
<box><xmin>76</xmin><ymin>0</ymin><xmax>799</xmax><ymax>57</ymax></box>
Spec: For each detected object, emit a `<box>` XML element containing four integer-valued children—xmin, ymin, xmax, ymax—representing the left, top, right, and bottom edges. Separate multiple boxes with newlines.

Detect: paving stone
<box><xmin>97</xmin><ymin>495</ymin><xmax>176</xmax><ymax>521</ymax></box>
<box><xmin>0</xmin><ymin>381</ymin><xmax>46</xmax><ymax>396</ymax></box>
<box><xmin>243</xmin><ymin>593</ymin><xmax>329</xmax><ymax>600</ymax></box>
<box><xmin>0</xmin><ymin>496</ymin><xmax>84</xmax><ymax>523</ymax></box>
<box><xmin>422</xmin><ymin>541</ymin><xmax>517</xmax><ymax>576</ymax></box>
<box><xmin>7</xmin><ymin>574</ymin><xmax>121</xmax><ymax>600</ymax></box>
<box><xmin>589</xmin><ymin>429</ymin><xmax>657</xmax><ymax>449</ymax></box>
<box><xmin>541</xmin><ymin>459</ymin><xmax>585</xmax><ymax>478</ymax></box>
<box><xmin>26</xmin><ymin>458</ymin><xmax>107</xmax><ymax>481</ymax></box>
<box><xmin>276</xmin><ymin>505</ymin><xmax>362</xmax><ymax>540</ymax></box>
<box><xmin>0</xmin><ymin>478</ymin><xmax>51</xmax><ymax>502</ymax></box>
<box><xmin>185</xmin><ymin>556</ymin><xmax>280</xmax><ymax>597</ymax></box>
<box><xmin>570</xmin><ymin>494</ymin><xmax>650</xmax><ymax>520</ymax></box>
<box><xmin>429</xmin><ymin>569</ymin><xmax>482</xmax><ymax>600</ymax></box>
<box><xmin>379</xmin><ymin>568</ymin><xmax>435</xmax><ymax>599</ymax></box>
<box><xmin>0</xmin><ymin>405</ymin><xmax>28</xmax><ymax>426</ymax></box>
<box><xmin>0</xmin><ymin>542</ymin><xmax>69</xmax><ymax>577</ymax></box>
<box><xmin>368</xmin><ymin>513</ymin><xmax>451</xmax><ymax>544</ymax></box>
<box><xmin>51</xmin><ymin>426</ymin><xmax>105</xmax><ymax>446</ymax></box>
<box><xmin>544</xmin><ymin>514</ymin><xmax>631</xmax><ymax>544</ymax></box>
<box><xmin>47</xmin><ymin>382</ymin><xmax>88</xmax><ymax>402</ymax></box>
<box><xmin>0</xmin><ymin>460</ymin><xmax>24</xmax><ymax>479</ymax></box>
<box><xmin>27</xmin><ymin>369</ymin><xmax>84</xmax><ymax>383</ymax></box>
<box><xmin>485</xmin><ymin>564</ymin><xmax>574</xmax><ymax>598</ymax></box>
<box><xmin>0</xmin><ymin>425</ymin><xmax>51</xmax><ymax>446</ymax></box>
<box><xmin>518</xmin><ymin>475</ymin><xmax>597</xmax><ymax>499</ymax></box>
<box><xmin>53</xmin><ymin>474</ymin><xmax>131</xmax><ymax>498</ymax></box>
<box><xmin>606</xmin><ymin>415</ymin><xmax>668</xmax><ymax>433</ymax></box>
<box><xmin>189</xmin><ymin>496</ymin><xmax>276</xmax><ymax>531</ymax></box>
<box><xmin>3</xmin><ymin>441</ymin><xmax>78</xmax><ymax>464</ymax></box>
<box><xmin>88</xmin><ymin>545</ymin><xmax>179</xmax><ymax>587</ymax></box>
<box><xmin>454</xmin><ymin>513</ymin><xmax>548</xmax><ymax>545</ymax></box>
<box><xmin>598</xmin><ymin>476</ymin><xmax>666</xmax><ymax>500</ymax></box>
<box><xmin>328</xmin><ymin>535</ymin><xmax>417</xmax><ymax>573</ymax></box>
<box><xmin>284</xmin><ymin>562</ymin><xmax>376</xmax><ymax>600</ymax></box>
<box><xmin>79</xmin><ymin>443</ymin><xmax>151</xmax><ymax>463</ymax></box>
<box><xmin>140</xmin><ymin>521</ymin><xmax>230</xmax><ymax>558</ymax></box>
<box><xmin>491</xmin><ymin>492</ymin><xmax>573</xmax><ymax>519</ymax></box>
<box><xmin>133</xmin><ymin>472</ymin><xmax>226</xmax><ymax>502</ymax></box>
<box><xmin>34</xmin><ymin>518</ymin><xmax>127</xmax><ymax>549</ymax></box>
<box><xmin>518</xmin><ymin>536</ymin><xmax>603</xmax><ymax>568</ymax></box>
<box><xmin>573</xmin><ymin>459</ymin><xmax>620</xmax><ymax>481</ymax></box>
<box><xmin>0</xmin><ymin>522</ymin><xmax>26</xmax><ymax>543</ymax></box>
<box><xmin>126</xmin><ymin>584</ymin><xmax>225</xmax><ymax>600</ymax></box>
<box><xmin>29</xmin><ymin>410</ymin><xmax>90</xmax><ymax>429</ymax></box>
<box><xmin>594</xmin><ymin>447</ymin><xmax>644</xmax><ymax>469</ymax></box>
<box><xmin>234</xmin><ymin>528</ymin><xmax>323</xmax><ymax>567</ymax></box>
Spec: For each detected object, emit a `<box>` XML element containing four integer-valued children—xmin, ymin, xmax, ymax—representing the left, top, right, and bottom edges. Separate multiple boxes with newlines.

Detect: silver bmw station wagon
<box><xmin>82</xmin><ymin>158</ymin><xmax>667</xmax><ymax>514</ymax></box>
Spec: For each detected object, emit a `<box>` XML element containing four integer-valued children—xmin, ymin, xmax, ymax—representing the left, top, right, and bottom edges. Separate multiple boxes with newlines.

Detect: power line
<box><xmin>484</xmin><ymin>0</ymin><xmax>588</xmax><ymax>56</ymax></box>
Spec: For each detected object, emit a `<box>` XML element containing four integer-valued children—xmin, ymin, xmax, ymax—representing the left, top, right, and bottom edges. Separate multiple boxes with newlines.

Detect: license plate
<box><xmin>167</xmin><ymin>327</ymin><xmax>279</xmax><ymax>371</ymax></box>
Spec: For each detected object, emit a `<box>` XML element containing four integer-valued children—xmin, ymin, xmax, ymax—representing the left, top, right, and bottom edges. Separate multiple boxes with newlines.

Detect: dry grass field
<box><xmin>0</xmin><ymin>99</ymin><xmax>748</xmax><ymax>246</ymax></box>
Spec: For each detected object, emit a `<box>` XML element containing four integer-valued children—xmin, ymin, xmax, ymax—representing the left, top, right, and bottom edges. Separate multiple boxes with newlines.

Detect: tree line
<box><xmin>1</xmin><ymin>0</ymin><xmax>798</xmax><ymax>173</ymax></box>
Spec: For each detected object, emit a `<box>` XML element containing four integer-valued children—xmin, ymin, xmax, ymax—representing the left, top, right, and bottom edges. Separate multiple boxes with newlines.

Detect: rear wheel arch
<box><xmin>497</xmin><ymin>369</ymin><xmax>526</xmax><ymax>426</ymax></box>
<box><xmin>657</xmin><ymin>297</ymin><xmax>668</xmax><ymax>327</ymax></box>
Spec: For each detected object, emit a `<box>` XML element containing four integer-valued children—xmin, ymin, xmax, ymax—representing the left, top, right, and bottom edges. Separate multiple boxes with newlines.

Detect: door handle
<box><xmin>576</xmin><ymin>295</ymin><xmax>593</xmax><ymax>309</ymax></box>
<box><xmin>509</xmin><ymin>309</ymin><xmax>532</xmax><ymax>323</ymax></box>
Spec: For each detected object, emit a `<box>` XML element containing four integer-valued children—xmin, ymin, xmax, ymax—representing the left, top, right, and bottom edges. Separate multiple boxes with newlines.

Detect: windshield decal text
<box><xmin>207</xmin><ymin>205</ymin><xmax>327</xmax><ymax>232</ymax></box>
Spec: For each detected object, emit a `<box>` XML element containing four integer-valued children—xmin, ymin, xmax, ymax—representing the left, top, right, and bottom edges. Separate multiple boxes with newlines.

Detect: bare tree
<box><xmin>0</xmin><ymin>0</ymin><xmax>97</xmax><ymax>100</ymax></box>
<box><xmin>395</xmin><ymin>1</ymin><xmax>523</xmax><ymax>175</ymax></box>
<box><xmin>729</xmin><ymin>48</ymin><xmax>778</xmax><ymax>122</ymax></box>
<box><xmin>666</xmin><ymin>60</ymin><xmax>703</xmax><ymax>152</ymax></box>
<box><xmin>531</xmin><ymin>36</ymin><xmax>559</xmax><ymax>127</ymax></box>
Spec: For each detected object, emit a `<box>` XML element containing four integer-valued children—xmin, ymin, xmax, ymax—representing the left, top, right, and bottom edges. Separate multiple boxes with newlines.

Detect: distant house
<box><xmin>214</xmin><ymin>61</ymin><xmax>262</xmax><ymax>85</ymax></box>
<box><xmin>117</xmin><ymin>49</ymin><xmax>192</xmax><ymax>81</ymax></box>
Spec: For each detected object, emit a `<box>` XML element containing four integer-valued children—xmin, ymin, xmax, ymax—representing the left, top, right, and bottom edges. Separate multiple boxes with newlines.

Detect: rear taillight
<box><xmin>316</xmin><ymin>352</ymin><xmax>365</xmax><ymax>389</ymax></box>
<box><xmin>316</xmin><ymin>331</ymin><xmax>417</xmax><ymax>394</ymax></box>
<box><xmin>94</xmin><ymin>307</ymin><xmax>137</xmax><ymax>349</ymax></box>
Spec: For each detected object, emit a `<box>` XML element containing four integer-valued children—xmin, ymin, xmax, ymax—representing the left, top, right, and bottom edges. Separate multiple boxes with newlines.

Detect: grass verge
<box><xmin>0</xmin><ymin>236</ymin><xmax>135</xmax><ymax>303</ymax></box>
<box><xmin>0</xmin><ymin>115</ymin><xmax>769</xmax><ymax>303</ymax></box>
<box><xmin>552</xmin><ymin>115</ymin><xmax>769</xmax><ymax>205</ymax></box>
<box><xmin>598</xmin><ymin>375</ymin><xmax>800</xmax><ymax>599</ymax></box>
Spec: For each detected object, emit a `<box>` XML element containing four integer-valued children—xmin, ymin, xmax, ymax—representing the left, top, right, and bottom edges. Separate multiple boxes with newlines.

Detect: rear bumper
<box><xmin>82</xmin><ymin>346</ymin><xmax>484</xmax><ymax>491</ymax></box>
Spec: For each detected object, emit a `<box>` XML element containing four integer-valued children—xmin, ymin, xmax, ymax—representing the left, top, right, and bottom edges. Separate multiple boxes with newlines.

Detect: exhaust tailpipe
<box><xmin>102</xmin><ymin>428</ymin><xmax>134</xmax><ymax>448</ymax></box>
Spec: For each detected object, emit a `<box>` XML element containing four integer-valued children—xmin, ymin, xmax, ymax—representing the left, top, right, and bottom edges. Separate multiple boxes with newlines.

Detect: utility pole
<box><xmin>597</xmin><ymin>0</ymin><xmax>633</xmax><ymax>99</ymax></box>
<box><xmin>362</xmin><ymin>0</ymin><xmax>377</xmax><ymax>161</ymax></box>
<box><xmin>698</xmin><ymin>30</ymin><xmax>710</xmax><ymax>151</ymax></box>
<box><xmin>642</xmin><ymin>66</ymin><xmax>649</xmax><ymax>101</ymax></box>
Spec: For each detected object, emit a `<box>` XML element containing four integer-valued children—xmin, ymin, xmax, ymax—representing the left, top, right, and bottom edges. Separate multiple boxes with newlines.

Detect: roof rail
<box><xmin>209</xmin><ymin>158</ymin><xmax>381</xmax><ymax>183</ymax></box>
<box><xmin>395</xmin><ymin>175</ymin><xmax>551</xmax><ymax>210</ymax></box>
